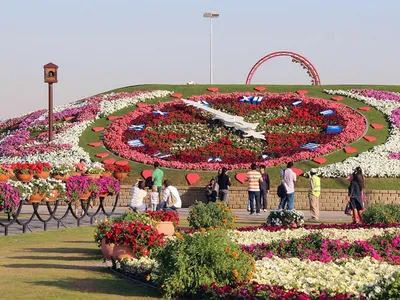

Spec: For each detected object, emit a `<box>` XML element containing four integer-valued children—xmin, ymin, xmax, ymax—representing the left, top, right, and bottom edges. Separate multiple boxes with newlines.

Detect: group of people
<box><xmin>204</xmin><ymin>161</ymin><xmax>366</xmax><ymax>224</ymax></box>
<box><xmin>128</xmin><ymin>162</ymin><xmax>182</xmax><ymax>212</ymax></box>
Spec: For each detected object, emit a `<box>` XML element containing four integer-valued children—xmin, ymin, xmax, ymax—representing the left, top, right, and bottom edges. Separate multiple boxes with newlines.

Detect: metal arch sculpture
<box><xmin>245</xmin><ymin>51</ymin><xmax>321</xmax><ymax>85</ymax></box>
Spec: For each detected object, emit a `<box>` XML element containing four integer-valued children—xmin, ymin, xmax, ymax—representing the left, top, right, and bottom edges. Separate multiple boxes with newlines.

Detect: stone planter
<box><xmin>0</xmin><ymin>174</ymin><xmax>9</xmax><ymax>182</ymax></box>
<box><xmin>112</xmin><ymin>244</ymin><xmax>135</xmax><ymax>260</ymax></box>
<box><xmin>52</xmin><ymin>174</ymin><xmax>66</xmax><ymax>181</ymax></box>
<box><xmin>35</xmin><ymin>171</ymin><xmax>50</xmax><ymax>179</ymax></box>
<box><xmin>113</xmin><ymin>172</ymin><xmax>128</xmax><ymax>181</ymax></box>
<box><xmin>84</xmin><ymin>174</ymin><xmax>101</xmax><ymax>179</ymax></box>
<box><xmin>101</xmin><ymin>238</ymin><xmax>114</xmax><ymax>260</ymax></box>
<box><xmin>156</xmin><ymin>221</ymin><xmax>175</xmax><ymax>236</ymax></box>
<box><xmin>16</xmin><ymin>173</ymin><xmax>33</xmax><ymax>182</ymax></box>
<box><xmin>28</xmin><ymin>193</ymin><xmax>45</xmax><ymax>203</ymax></box>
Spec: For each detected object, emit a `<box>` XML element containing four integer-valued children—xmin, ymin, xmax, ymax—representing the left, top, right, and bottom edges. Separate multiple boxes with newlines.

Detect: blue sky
<box><xmin>0</xmin><ymin>0</ymin><xmax>399</xmax><ymax>119</ymax></box>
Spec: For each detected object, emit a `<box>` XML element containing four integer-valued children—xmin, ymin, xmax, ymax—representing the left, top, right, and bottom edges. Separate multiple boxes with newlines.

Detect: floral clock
<box><xmin>104</xmin><ymin>92</ymin><xmax>366</xmax><ymax>170</ymax></box>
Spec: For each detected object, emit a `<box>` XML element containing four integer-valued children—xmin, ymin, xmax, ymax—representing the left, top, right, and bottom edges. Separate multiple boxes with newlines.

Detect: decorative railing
<box><xmin>0</xmin><ymin>194</ymin><xmax>119</xmax><ymax>236</ymax></box>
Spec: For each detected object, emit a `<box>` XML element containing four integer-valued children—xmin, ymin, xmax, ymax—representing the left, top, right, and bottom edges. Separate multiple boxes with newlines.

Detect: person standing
<box><xmin>308</xmin><ymin>168</ymin><xmax>321</xmax><ymax>220</ymax></box>
<box><xmin>217</xmin><ymin>167</ymin><xmax>231</xmax><ymax>206</ymax></box>
<box><xmin>348</xmin><ymin>174</ymin><xmax>363</xmax><ymax>224</ymax></box>
<box><xmin>259</xmin><ymin>165</ymin><xmax>270</xmax><ymax>212</ymax></box>
<box><xmin>245</xmin><ymin>163</ymin><xmax>263</xmax><ymax>216</ymax></box>
<box><xmin>150</xmin><ymin>185</ymin><xmax>159</xmax><ymax>211</ymax></box>
<box><xmin>152</xmin><ymin>161</ymin><xmax>164</xmax><ymax>198</ymax></box>
<box><xmin>279</xmin><ymin>162</ymin><xmax>297</xmax><ymax>210</ymax></box>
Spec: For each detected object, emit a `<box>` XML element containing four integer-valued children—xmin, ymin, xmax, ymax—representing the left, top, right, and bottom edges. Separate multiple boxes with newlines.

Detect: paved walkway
<box><xmin>0</xmin><ymin>205</ymin><xmax>351</xmax><ymax>236</ymax></box>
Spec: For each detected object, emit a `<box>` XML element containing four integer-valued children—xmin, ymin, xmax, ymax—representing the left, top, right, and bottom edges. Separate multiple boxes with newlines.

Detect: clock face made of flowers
<box><xmin>103</xmin><ymin>92</ymin><xmax>366</xmax><ymax>170</ymax></box>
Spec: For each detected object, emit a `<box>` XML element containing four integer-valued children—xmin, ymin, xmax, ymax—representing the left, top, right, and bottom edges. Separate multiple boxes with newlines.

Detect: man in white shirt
<box><xmin>279</xmin><ymin>162</ymin><xmax>297</xmax><ymax>210</ymax></box>
<box><xmin>161</xmin><ymin>180</ymin><xmax>182</xmax><ymax>210</ymax></box>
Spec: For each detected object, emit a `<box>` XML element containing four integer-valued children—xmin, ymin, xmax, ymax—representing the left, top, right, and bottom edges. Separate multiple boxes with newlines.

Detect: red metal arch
<box><xmin>245</xmin><ymin>51</ymin><xmax>321</xmax><ymax>85</ymax></box>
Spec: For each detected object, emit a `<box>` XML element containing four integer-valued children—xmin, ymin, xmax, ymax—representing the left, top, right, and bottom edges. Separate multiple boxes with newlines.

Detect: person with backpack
<box><xmin>160</xmin><ymin>180</ymin><xmax>182</xmax><ymax>211</ymax></box>
<box><xmin>278</xmin><ymin>162</ymin><xmax>297</xmax><ymax>210</ymax></box>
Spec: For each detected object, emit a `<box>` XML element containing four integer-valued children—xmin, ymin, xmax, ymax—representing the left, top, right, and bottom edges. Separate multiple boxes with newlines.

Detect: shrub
<box><xmin>362</xmin><ymin>204</ymin><xmax>400</xmax><ymax>224</ymax></box>
<box><xmin>105</xmin><ymin>220</ymin><xmax>166</xmax><ymax>258</ymax></box>
<box><xmin>94</xmin><ymin>219</ymin><xmax>113</xmax><ymax>246</ymax></box>
<box><xmin>266</xmin><ymin>209</ymin><xmax>304</xmax><ymax>227</ymax></box>
<box><xmin>187</xmin><ymin>201</ymin><xmax>235</xmax><ymax>229</ymax></box>
<box><xmin>153</xmin><ymin>229</ymin><xmax>254</xmax><ymax>299</ymax></box>
<box><xmin>113</xmin><ymin>211</ymin><xmax>153</xmax><ymax>225</ymax></box>
<box><xmin>146</xmin><ymin>210</ymin><xmax>180</xmax><ymax>226</ymax></box>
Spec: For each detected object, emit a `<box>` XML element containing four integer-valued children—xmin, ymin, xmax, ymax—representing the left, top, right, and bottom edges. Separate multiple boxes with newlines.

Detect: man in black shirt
<box><xmin>259</xmin><ymin>164</ymin><xmax>270</xmax><ymax>212</ymax></box>
<box><xmin>217</xmin><ymin>167</ymin><xmax>231</xmax><ymax>206</ymax></box>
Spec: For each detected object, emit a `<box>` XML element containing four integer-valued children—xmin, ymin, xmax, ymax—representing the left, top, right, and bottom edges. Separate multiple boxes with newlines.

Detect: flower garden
<box><xmin>0</xmin><ymin>84</ymin><xmax>399</xmax><ymax>189</ymax></box>
<box><xmin>96</xmin><ymin>201</ymin><xmax>400</xmax><ymax>299</ymax></box>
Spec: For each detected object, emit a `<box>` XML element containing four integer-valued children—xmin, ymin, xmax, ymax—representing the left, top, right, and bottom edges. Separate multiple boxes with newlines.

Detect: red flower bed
<box><xmin>103</xmin><ymin>92</ymin><xmax>366</xmax><ymax>170</ymax></box>
<box><xmin>145</xmin><ymin>210</ymin><xmax>180</xmax><ymax>226</ymax></box>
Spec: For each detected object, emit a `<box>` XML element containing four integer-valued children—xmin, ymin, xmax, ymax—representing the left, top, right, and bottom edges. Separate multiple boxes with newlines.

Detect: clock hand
<box><xmin>182</xmin><ymin>99</ymin><xmax>266</xmax><ymax>140</ymax></box>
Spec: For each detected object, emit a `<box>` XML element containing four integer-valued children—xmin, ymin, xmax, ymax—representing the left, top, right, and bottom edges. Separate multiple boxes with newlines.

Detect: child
<box><xmin>150</xmin><ymin>185</ymin><xmax>159</xmax><ymax>211</ymax></box>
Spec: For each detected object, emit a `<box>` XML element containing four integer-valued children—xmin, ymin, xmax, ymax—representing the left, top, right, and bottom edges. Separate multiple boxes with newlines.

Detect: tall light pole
<box><xmin>203</xmin><ymin>11</ymin><xmax>219</xmax><ymax>84</ymax></box>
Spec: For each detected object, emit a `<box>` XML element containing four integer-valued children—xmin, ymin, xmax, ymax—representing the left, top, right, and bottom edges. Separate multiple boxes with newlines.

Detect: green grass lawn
<box><xmin>79</xmin><ymin>84</ymin><xmax>400</xmax><ymax>189</ymax></box>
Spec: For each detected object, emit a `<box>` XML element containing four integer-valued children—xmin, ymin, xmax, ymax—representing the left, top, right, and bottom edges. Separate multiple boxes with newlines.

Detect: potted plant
<box><xmin>146</xmin><ymin>210</ymin><xmax>180</xmax><ymax>236</ymax></box>
<box><xmin>13</xmin><ymin>162</ymin><xmax>38</xmax><ymax>182</ymax></box>
<box><xmin>51</xmin><ymin>164</ymin><xmax>74</xmax><ymax>181</ymax></box>
<box><xmin>266</xmin><ymin>209</ymin><xmax>305</xmax><ymax>227</ymax></box>
<box><xmin>0</xmin><ymin>165</ymin><xmax>10</xmax><ymax>182</ymax></box>
<box><xmin>45</xmin><ymin>178</ymin><xmax>66</xmax><ymax>202</ymax></box>
<box><xmin>66</xmin><ymin>175</ymin><xmax>96</xmax><ymax>202</ymax></box>
<box><xmin>113</xmin><ymin>165</ymin><xmax>131</xmax><ymax>181</ymax></box>
<box><xmin>26</xmin><ymin>178</ymin><xmax>53</xmax><ymax>203</ymax></box>
<box><xmin>0</xmin><ymin>182</ymin><xmax>21</xmax><ymax>213</ymax></box>
<box><xmin>94</xmin><ymin>219</ymin><xmax>114</xmax><ymax>260</ymax></box>
<box><xmin>98</xmin><ymin>177</ymin><xmax>120</xmax><ymax>198</ymax></box>
<box><xmin>101</xmin><ymin>164</ymin><xmax>115</xmax><ymax>177</ymax></box>
<box><xmin>105</xmin><ymin>220</ymin><xmax>166</xmax><ymax>260</ymax></box>
<box><xmin>34</xmin><ymin>162</ymin><xmax>52</xmax><ymax>179</ymax></box>
<box><xmin>84</xmin><ymin>162</ymin><xmax>104</xmax><ymax>179</ymax></box>
<box><xmin>7</xmin><ymin>180</ymin><xmax>33</xmax><ymax>201</ymax></box>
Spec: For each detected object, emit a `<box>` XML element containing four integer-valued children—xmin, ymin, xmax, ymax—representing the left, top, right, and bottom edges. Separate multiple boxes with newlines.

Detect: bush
<box><xmin>266</xmin><ymin>209</ymin><xmax>304</xmax><ymax>227</ymax></box>
<box><xmin>153</xmin><ymin>229</ymin><xmax>255</xmax><ymax>299</ymax></box>
<box><xmin>362</xmin><ymin>204</ymin><xmax>400</xmax><ymax>224</ymax></box>
<box><xmin>187</xmin><ymin>201</ymin><xmax>235</xmax><ymax>229</ymax></box>
<box><xmin>113</xmin><ymin>211</ymin><xmax>153</xmax><ymax>225</ymax></box>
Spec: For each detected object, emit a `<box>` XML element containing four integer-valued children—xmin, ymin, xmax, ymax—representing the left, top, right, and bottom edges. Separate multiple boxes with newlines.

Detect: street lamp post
<box><xmin>203</xmin><ymin>11</ymin><xmax>219</xmax><ymax>84</ymax></box>
<box><xmin>43</xmin><ymin>63</ymin><xmax>58</xmax><ymax>142</ymax></box>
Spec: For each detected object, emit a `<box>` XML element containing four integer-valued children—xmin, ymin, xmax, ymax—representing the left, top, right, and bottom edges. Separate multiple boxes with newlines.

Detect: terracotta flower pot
<box><xmin>99</xmin><ymin>193</ymin><xmax>109</xmax><ymax>198</ymax></box>
<box><xmin>65</xmin><ymin>174</ymin><xmax>71</xmax><ymax>180</ymax></box>
<box><xmin>52</xmin><ymin>174</ymin><xmax>66</xmax><ymax>181</ymax></box>
<box><xmin>112</xmin><ymin>244</ymin><xmax>135</xmax><ymax>260</ymax></box>
<box><xmin>101</xmin><ymin>172</ymin><xmax>112</xmax><ymax>178</ymax></box>
<box><xmin>113</xmin><ymin>172</ymin><xmax>128</xmax><ymax>181</ymax></box>
<box><xmin>84</xmin><ymin>174</ymin><xmax>101</xmax><ymax>179</ymax></box>
<box><xmin>16</xmin><ymin>173</ymin><xmax>33</xmax><ymax>182</ymax></box>
<box><xmin>156</xmin><ymin>221</ymin><xmax>175</xmax><ymax>236</ymax></box>
<box><xmin>28</xmin><ymin>193</ymin><xmax>45</xmax><ymax>203</ymax></box>
<box><xmin>80</xmin><ymin>191</ymin><xmax>92</xmax><ymax>200</ymax></box>
<box><xmin>0</xmin><ymin>174</ymin><xmax>9</xmax><ymax>182</ymax></box>
<box><xmin>46</xmin><ymin>190</ymin><xmax>59</xmax><ymax>202</ymax></box>
<box><xmin>35</xmin><ymin>171</ymin><xmax>50</xmax><ymax>179</ymax></box>
<box><xmin>74</xmin><ymin>172</ymin><xmax>82</xmax><ymax>177</ymax></box>
<box><xmin>101</xmin><ymin>238</ymin><xmax>114</xmax><ymax>260</ymax></box>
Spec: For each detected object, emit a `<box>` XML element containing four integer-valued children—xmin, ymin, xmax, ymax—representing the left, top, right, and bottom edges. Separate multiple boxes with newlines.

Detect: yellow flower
<box><xmin>232</xmin><ymin>252</ymin><xmax>239</xmax><ymax>258</ymax></box>
<box><xmin>225</xmin><ymin>248</ymin><xmax>231</xmax><ymax>253</ymax></box>
<box><xmin>200</xmin><ymin>228</ymin><xmax>207</xmax><ymax>233</ymax></box>
<box><xmin>146</xmin><ymin>275</ymin><xmax>151</xmax><ymax>281</ymax></box>
<box><xmin>222</xmin><ymin>219</ymin><xmax>227</xmax><ymax>223</ymax></box>
<box><xmin>209</xmin><ymin>226</ymin><xmax>214</xmax><ymax>231</ymax></box>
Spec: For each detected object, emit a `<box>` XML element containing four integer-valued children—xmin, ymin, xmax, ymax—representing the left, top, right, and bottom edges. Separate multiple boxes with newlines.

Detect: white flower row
<box><xmin>253</xmin><ymin>256</ymin><xmax>400</xmax><ymax>296</ymax></box>
<box><xmin>0</xmin><ymin>90</ymin><xmax>172</xmax><ymax>166</ymax></box>
<box><xmin>232</xmin><ymin>226</ymin><xmax>400</xmax><ymax>246</ymax></box>
<box><xmin>97</xmin><ymin>90</ymin><xmax>172</xmax><ymax>118</ymax></box>
<box><xmin>319</xmin><ymin>90</ymin><xmax>400</xmax><ymax>177</ymax></box>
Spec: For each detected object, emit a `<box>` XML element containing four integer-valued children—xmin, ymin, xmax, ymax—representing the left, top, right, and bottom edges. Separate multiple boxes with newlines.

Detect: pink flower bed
<box><xmin>103</xmin><ymin>93</ymin><xmax>366</xmax><ymax>170</ymax></box>
<box><xmin>350</xmin><ymin>89</ymin><xmax>400</xmax><ymax>102</ymax></box>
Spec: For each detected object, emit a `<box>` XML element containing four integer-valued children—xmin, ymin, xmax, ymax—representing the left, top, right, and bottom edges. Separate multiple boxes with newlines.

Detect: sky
<box><xmin>0</xmin><ymin>0</ymin><xmax>399</xmax><ymax>119</ymax></box>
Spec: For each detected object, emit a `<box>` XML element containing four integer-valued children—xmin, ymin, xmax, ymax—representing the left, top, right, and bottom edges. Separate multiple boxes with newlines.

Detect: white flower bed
<box><xmin>0</xmin><ymin>90</ymin><xmax>172</xmax><ymax>165</ymax></box>
<box><xmin>321</xmin><ymin>90</ymin><xmax>400</xmax><ymax>177</ymax></box>
<box><xmin>232</xmin><ymin>227</ymin><xmax>400</xmax><ymax>246</ymax></box>
<box><xmin>253</xmin><ymin>256</ymin><xmax>400</xmax><ymax>296</ymax></box>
